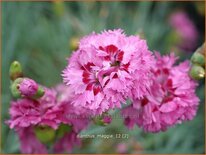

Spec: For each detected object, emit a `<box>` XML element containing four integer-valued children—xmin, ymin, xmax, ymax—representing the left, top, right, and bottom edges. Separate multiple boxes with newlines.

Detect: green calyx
<box><xmin>34</xmin><ymin>126</ymin><xmax>56</xmax><ymax>144</ymax></box>
<box><xmin>191</xmin><ymin>51</ymin><xmax>205</xmax><ymax>67</ymax></box>
<box><xmin>9</xmin><ymin>61</ymin><xmax>23</xmax><ymax>81</ymax></box>
<box><xmin>56</xmin><ymin>124</ymin><xmax>72</xmax><ymax>139</ymax></box>
<box><xmin>189</xmin><ymin>64</ymin><xmax>205</xmax><ymax>80</ymax></box>
<box><xmin>31</xmin><ymin>86</ymin><xmax>45</xmax><ymax>99</ymax></box>
<box><xmin>10</xmin><ymin>78</ymin><xmax>23</xmax><ymax>98</ymax></box>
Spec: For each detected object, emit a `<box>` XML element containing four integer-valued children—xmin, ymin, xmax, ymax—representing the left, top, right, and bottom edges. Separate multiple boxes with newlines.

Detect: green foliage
<box><xmin>1</xmin><ymin>1</ymin><xmax>205</xmax><ymax>153</ymax></box>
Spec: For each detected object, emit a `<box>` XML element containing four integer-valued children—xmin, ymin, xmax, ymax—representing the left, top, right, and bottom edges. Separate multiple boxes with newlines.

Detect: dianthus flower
<box><xmin>122</xmin><ymin>52</ymin><xmax>199</xmax><ymax>132</ymax></box>
<box><xmin>7</xmin><ymin>84</ymin><xmax>90</xmax><ymax>153</ymax></box>
<box><xmin>7</xmin><ymin>87</ymin><xmax>60</xmax><ymax>129</ymax></box>
<box><xmin>62</xmin><ymin>29</ymin><xmax>154</xmax><ymax>114</ymax></box>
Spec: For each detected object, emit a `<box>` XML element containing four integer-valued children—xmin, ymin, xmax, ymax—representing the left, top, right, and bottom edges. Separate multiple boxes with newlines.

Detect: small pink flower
<box><xmin>62</xmin><ymin>29</ymin><xmax>154</xmax><ymax>114</ymax></box>
<box><xmin>16</xmin><ymin>127</ymin><xmax>47</xmax><ymax>154</ymax></box>
<box><xmin>122</xmin><ymin>52</ymin><xmax>200</xmax><ymax>133</ymax></box>
<box><xmin>169</xmin><ymin>11</ymin><xmax>198</xmax><ymax>51</ymax></box>
<box><xmin>18</xmin><ymin>78</ymin><xmax>38</xmax><ymax>97</ymax></box>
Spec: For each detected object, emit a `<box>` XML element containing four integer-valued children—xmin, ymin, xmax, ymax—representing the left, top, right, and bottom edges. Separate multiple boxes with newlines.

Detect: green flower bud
<box><xmin>53</xmin><ymin>0</ymin><xmax>65</xmax><ymax>17</ymax></box>
<box><xmin>9</xmin><ymin>61</ymin><xmax>23</xmax><ymax>81</ymax></box>
<box><xmin>191</xmin><ymin>50</ymin><xmax>205</xmax><ymax>67</ymax></box>
<box><xmin>34</xmin><ymin>126</ymin><xmax>56</xmax><ymax>144</ymax></box>
<box><xmin>10</xmin><ymin>78</ymin><xmax>45</xmax><ymax>99</ymax></box>
<box><xmin>69</xmin><ymin>37</ymin><xmax>79</xmax><ymax>51</ymax></box>
<box><xmin>56</xmin><ymin>124</ymin><xmax>72</xmax><ymax>139</ymax></box>
<box><xmin>10</xmin><ymin>78</ymin><xmax>23</xmax><ymax>98</ymax></box>
<box><xmin>189</xmin><ymin>64</ymin><xmax>205</xmax><ymax>80</ymax></box>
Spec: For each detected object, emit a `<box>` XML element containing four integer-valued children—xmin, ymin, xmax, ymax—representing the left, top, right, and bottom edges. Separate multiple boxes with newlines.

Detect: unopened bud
<box><xmin>189</xmin><ymin>64</ymin><xmax>205</xmax><ymax>80</ymax></box>
<box><xmin>9</xmin><ymin>61</ymin><xmax>23</xmax><ymax>81</ymax></box>
<box><xmin>191</xmin><ymin>49</ymin><xmax>205</xmax><ymax>67</ymax></box>
<box><xmin>69</xmin><ymin>37</ymin><xmax>79</xmax><ymax>51</ymax></box>
<box><xmin>34</xmin><ymin>126</ymin><xmax>56</xmax><ymax>144</ymax></box>
<box><xmin>53</xmin><ymin>0</ymin><xmax>65</xmax><ymax>17</ymax></box>
<box><xmin>10</xmin><ymin>78</ymin><xmax>45</xmax><ymax>99</ymax></box>
<box><xmin>19</xmin><ymin>78</ymin><xmax>38</xmax><ymax>97</ymax></box>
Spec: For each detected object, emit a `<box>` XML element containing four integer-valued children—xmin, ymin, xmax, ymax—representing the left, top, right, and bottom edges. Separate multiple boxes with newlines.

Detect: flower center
<box><xmin>99</xmin><ymin>44</ymin><xmax>130</xmax><ymax>72</ymax></box>
<box><xmin>99</xmin><ymin>45</ymin><xmax>124</xmax><ymax>67</ymax></box>
<box><xmin>81</xmin><ymin>62</ymin><xmax>102</xmax><ymax>96</ymax></box>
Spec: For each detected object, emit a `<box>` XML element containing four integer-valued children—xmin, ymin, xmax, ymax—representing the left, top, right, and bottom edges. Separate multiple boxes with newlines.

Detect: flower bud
<box><xmin>9</xmin><ymin>61</ymin><xmax>23</xmax><ymax>81</ymax></box>
<box><xmin>191</xmin><ymin>50</ymin><xmax>205</xmax><ymax>67</ymax></box>
<box><xmin>10</xmin><ymin>78</ymin><xmax>45</xmax><ymax>99</ymax></box>
<box><xmin>189</xmin><ymin>64</ymin><xmax>205</xmax><ymax>80</ymax></box>
<box><xmin>69</xmin><ymin>37</ymin><xmax>79</xmax><ymax>51</ymax></box>
<box><xmin>53</xmin><ymin>0</ymin><xmax>65</xmax><ymax>17</ymax></box>
<box><xmin>19</xmin><ymin>78</ymin><xmax>38</xmax><ymax>97</ymax></box>
<box><xmin>34</xmin><ymin>126</ymin><xmax>56</xmax><ymax>144</ymax></box>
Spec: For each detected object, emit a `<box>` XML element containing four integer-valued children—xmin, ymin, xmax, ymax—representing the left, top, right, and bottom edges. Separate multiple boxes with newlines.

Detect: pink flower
<box><xmin>7</xmin><ymin>84</ymin><xmax>90</xmax><ymax>153</ymax></box>
<box><xmin>16</xmin><ymin>127</ymin><xmax>47</xmax><ymax>154</ymax></box>
<box><xmin>62</xmin><ymin>29</ymin><xmax>154</xmax><ymax>114</ymax></box>
<box><xmin>7</xmin><ymin>87</ymin><xmax>61</xmax><ymax>129</ymax></box>
<box><xmin>169</xmin><ymin>11</ymin><xmax>198</xmax><ymax>51</ymax></box>
<box><xmin>53</xmin><ymin>131</ymin><xmax>81</xmax><ymax>153</ymax></box>
<box><xmin>18</xmin><ymin>78</ymin><xmax>38</xmax><ymax>97</ymax></box>
<box><xmin>122</xmin><ymin>52</ymin><xmax>199</xmax><ymax>133</ymax></box>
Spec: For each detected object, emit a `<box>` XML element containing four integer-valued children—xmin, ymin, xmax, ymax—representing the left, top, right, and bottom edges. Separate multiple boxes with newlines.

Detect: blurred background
<box><xmin>1</xmin><ymin>1</ymin><xmax>205</xmax><ymax>154</ymax></box>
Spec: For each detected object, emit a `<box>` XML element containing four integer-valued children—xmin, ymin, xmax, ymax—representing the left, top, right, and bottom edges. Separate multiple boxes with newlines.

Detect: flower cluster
<box><xmin>121</xmin><ymin>53</ymin><xmax>199</xmax><ymax>132</ymax></box>
<box><xmin>6</xmin><ymin>29</ymin><xmax>201</xmax><ymax>153</ymax></box>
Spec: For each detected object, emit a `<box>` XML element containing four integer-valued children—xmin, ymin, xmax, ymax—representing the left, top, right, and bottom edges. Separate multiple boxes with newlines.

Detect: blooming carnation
<box><xmin>62</xmin><ymin>29</ymin><xmax>154</xmax><ymax>114</ymax></box>
<box><xmin>7</xmin><ymin>87</ymin><xmax>61</xmax><ymax>129</ymax></box>
<box><xmin>7</xmin><ymin>84</ymin><xmax>90</xmax><ymax>153</ymax></box>
<box><xmin>169</xmin><ymin>11</ymin><xmax>198</xmax><ymax>51</ymax></box>
<box><xmin>122</xmin><ymin>52</ymin><xmax>199</xmax><ymax>133</ymax></box>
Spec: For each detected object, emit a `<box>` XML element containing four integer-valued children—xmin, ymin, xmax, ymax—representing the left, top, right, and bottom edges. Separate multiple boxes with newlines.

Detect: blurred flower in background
<box><xmin>116</xmin><ymin>142</ymin><xmax>128</xmax><ymax>153</ymax></box>
<box><xmin>169</xmin><ymin>10</ymin><xmax>199</xmax><ymax>52</ymax></box>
